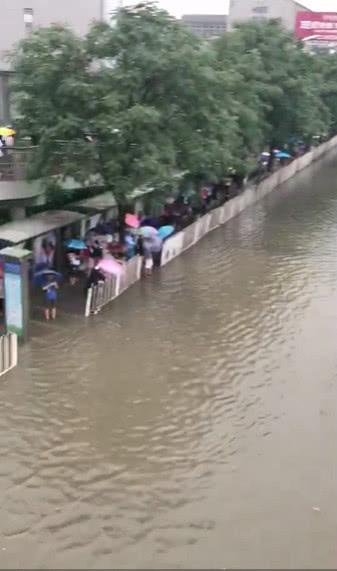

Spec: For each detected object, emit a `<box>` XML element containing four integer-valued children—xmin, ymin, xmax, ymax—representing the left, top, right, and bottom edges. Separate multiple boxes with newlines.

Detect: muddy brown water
<box><xmin>1</xmin><ymin>154</ymin><xmax>337</xmax><ymax>569</ymax></box>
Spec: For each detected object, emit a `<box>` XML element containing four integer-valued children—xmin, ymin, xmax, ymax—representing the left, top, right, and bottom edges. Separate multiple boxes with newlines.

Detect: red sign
<box><xmin>295</xmin><ymin>12</ymin><xmax>337</xmax><ymax>42</ymax></box>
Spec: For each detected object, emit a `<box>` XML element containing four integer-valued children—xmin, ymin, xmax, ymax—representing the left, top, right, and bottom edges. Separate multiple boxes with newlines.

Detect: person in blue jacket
<box><xmin>42</xmin><ymin>275</ymin><xmax>59</xmax><ymax>321</ymax></box>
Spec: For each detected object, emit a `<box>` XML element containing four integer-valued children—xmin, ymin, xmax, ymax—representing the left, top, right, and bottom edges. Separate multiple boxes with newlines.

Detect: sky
<box><xmin>117</xmin><ymin>0</ymin><xmax>337</xmax><ymax>17</ymax></box>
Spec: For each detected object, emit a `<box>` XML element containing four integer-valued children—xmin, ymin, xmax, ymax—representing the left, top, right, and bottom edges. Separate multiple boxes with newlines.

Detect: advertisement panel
<box><xmin>4</xmin><ymin>262</ymin><xmax>23</xmax><ymax>337</ymax></box>
<box><xmin>295</xmin><ymin>12</ymin><xmax>337</xmax><ymax>42</ymax></box>
<box><xmin>33</xmin><ymin>231</ymin><xmax>57</xmax><ymax>268</ymax></box>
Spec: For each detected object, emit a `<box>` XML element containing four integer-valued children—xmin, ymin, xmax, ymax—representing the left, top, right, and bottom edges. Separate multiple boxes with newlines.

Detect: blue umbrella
<box><xmin>65</xmin><ymin>239</ymin><xmax>86</xmax><ymax>250</ymax></box>
<box><xmin>34</xmin><ymin>261</ymin><xmax>51</xmax><ymax>273</ymax></box>
<box><xmin>275</xmin><ymin>151</ymin><xmax>292</xmax><ymax>159</ymax></box>
<box><xmin>34</xmin><ymin>269</ymin><xmax>62</xmax><ymax>286</ymax></box>
<box><xmin>158</xmin><ymin>225</ymin><xmax>175</xmax><ymax>240</ymax></box>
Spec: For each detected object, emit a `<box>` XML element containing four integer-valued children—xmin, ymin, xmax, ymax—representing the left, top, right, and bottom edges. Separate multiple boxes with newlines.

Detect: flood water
<box><xmin>1</xmin><ymin>153</ymin><xmax>337</xmax><ymax>569</ymax></box>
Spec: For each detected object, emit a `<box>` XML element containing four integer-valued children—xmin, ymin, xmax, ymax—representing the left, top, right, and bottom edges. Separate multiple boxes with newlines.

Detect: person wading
<box><xmin>42</xmin><ymin>274</ymin><xmax>58</xmax><ymax>320</ymax></box>
<box><xmin>86</xmin><ymin>264</ymin><xmax>106</xmax><ymax>314</ymax></box>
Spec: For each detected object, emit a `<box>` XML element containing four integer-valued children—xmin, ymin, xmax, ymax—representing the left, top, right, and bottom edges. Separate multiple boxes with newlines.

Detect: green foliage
<box><xmin>319</xmin><ymin>54</ymin><xmax>337</xmax><ymax>134</ymax></box>
<box><xmin>11</xmin><ymin>25</ymin><xmax>97</xmax><ymax>185</ymax></box>
<box><xmin>10</xmin><ymin>5</ymin><xmax>337</xmax><ymax>204</ymax></box>
<box><xmin>215</xmin><ymin>20</ymin><xmax>329</xmax><ymax>151</ymax></box>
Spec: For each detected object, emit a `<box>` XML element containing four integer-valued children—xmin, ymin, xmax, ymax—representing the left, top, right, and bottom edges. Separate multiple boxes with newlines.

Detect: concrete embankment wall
<box><xmin>160</xmin><ymin>135</ymin><xmax>337</xmax><ymax>265</ymax></box>
<box><xmin>87</xmin><ymin>135</ymin><xmax>337</xmax><ymax>315</ymax></box>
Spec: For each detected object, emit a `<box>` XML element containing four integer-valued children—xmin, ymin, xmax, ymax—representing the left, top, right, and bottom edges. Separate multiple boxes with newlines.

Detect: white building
<box><xmin>0</xmin><ymin>0</ymin><xmax>122</xmax><ymax>124</ymax></box>
<box><xmin>181</xmin><ymin>14</ymin><xmax>228</xmax><ymax>39</ymax></box>
<box><xmin>228</xmin><ymin>0</ymin><xmax>313</xmax><ymax>32</ymax></box>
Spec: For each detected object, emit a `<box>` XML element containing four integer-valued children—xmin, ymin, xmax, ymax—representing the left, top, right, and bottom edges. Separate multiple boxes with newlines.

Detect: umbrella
<box><xmin>35</xmin><ymin>269</ymin><xmax>62</xmax><ymax>278</ymax></box>
<box><xmin>0</xmin><ymin>127</ymin><xmax>15</xmax><ymax>137</ymax></box>
<box><xmin>158</xmin><ymin>225</ymin><xmax>175</xmax><ymax>240</ymax></box>
<box><xmin>65</xmin><ymin>238</ymin><xmax>86</xmax><ymax>250</ymax></box>
<box><xmin>165</xmin><ymin>196</ymin><xmax>175</xmax><ymax>205</ymax></box>
<box><xmin>34</xmin><ymin>261</ymin><xmax>50</xmax><ymax>273</ymax></box>
<box><xmin>125</xmin><ymin>213</ymin><xmax>140</xmax><ymax>229</ymax></box>
<box><xmin>140</xmin><ymin>226</ymin><xmax>158</xmax><ymax>238</ymax></box>
<box><xmin>34</xmin><ymin>269</ymin><xmax>62</xmax><ymax>286</ymax></box>
<box><xmin>275</xmin><ymin>151</ymin><xmax>292</xmax><ymax>159</ymax></box>
<box><xmin>98</xmin><ymin>258</ymin><xmax>124</xmax><ymax>276</ymax></box>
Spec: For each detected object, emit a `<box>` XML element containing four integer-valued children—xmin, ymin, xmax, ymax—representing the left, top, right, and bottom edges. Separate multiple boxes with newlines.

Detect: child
<box><xmin>42</xmin><ymin>275</ymin><xmax>58</xmax><ymax>320</ymax></box>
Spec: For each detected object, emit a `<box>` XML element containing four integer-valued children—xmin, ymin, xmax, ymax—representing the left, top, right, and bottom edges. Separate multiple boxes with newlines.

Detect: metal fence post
<box><xmin>0</xmin><ymin>333</ymin><xmax>18</xmax><ymax>376</ymax></box>
<box><xmin>84</xmin><ymin>287</ymin><xmax>93</xmax><ymax>317</ymax></box>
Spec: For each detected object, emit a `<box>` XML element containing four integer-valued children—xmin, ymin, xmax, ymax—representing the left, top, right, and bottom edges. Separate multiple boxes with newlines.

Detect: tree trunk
<box><xmin>116</xmin><ymin>199</ymin><xmax>133</xmax><ymax>243</ymax></box>
<box><xmin>268</xmin><ymin>143</ymin><xmax>274</xmax><ymax>172</ymax></box>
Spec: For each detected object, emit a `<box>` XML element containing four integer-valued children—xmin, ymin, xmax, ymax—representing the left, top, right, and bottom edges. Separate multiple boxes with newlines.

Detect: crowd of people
<box><xmin>37</xmin><ymin>141</ymin><xmax>319</xmax><ymax>320</ymax></box>
<box><xmin>64</xmin><ymin>183</ymin><xmax>235</xmax><ymax>285</ymax></box>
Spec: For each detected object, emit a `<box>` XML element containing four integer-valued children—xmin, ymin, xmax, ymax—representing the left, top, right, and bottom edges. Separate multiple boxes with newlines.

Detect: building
<box><xmin>181</xmin><ymin>14</ymin><xmax>227</xmax><ymax>39</ymax></box>
<box><xmin>0</xmin><ymin>0</ymin><xmax>103</xmax><ymax>65</ymax></box>
<box><xmin>295</xmin><ymin>11</ymin><xmax>337</xmax><ymax>52</ymax></box>
<box><xmin>0</xmin><ymin>0</ymin><xmax>121</xmax><ymax>219</ymax></box>
<box><xmin>0</xmin><ymin>0</ymin><xmax>122</xmax><ymax>124</ymax></box>
<box><xmin>228</xmin><ymin>0</ymin><xmax>313</xmax><ymax>32</ymax></box>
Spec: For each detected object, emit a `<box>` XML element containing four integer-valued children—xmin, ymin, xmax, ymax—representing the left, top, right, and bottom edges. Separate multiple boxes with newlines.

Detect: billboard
<box><xmin>295</xmin><ymin>12</ymin><xmax>337</xmax><ymax>42</ymax></box>
<box><xmin>4</xmin><ymin>262</ymin><xmax>23</xmax><ymax>337</ymax></box>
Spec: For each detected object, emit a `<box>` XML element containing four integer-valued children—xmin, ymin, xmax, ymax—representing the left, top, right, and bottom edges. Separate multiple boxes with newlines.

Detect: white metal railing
<box><xmin>0</xmin><ymin>333</ymin><xmax>18</xmax><ymax>376</ymax></box>
<box><xmin>85</xmin><ymin>256</ymin><xmax>142</xmax><ymax>316</ymax></box>
<box><xmin>119</xmin><ymin>255</ymin><xmax>142</xmax><ymax>293</ymax></box>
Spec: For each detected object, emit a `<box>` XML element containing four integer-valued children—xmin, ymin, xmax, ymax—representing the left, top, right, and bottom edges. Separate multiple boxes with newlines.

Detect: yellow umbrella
<box><xmin>0</xmin><ymin>127</ymin><xmax>15</xmax><ymax>137</ymax></box>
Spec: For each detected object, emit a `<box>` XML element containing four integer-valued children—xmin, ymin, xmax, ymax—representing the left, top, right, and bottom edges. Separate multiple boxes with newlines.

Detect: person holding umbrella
<box><xmin>34</xmin><ymin>268</ymin><xmax>62</xmax><ymax>320</ymax></box>
<box><xmin>65</xmin><ymin>240</ymin><xmax>85</xmax><ymax>286</ymax></box>
<box><xmin>86</xmin><ymin>263</ymin><xmax>106</xmax><ymax>291</ymax></box>
<box><xmin>142</xmin><ymin>235</ymin><xmax>163</xmax><ymax>275</ymax></box>
<box><xmin>42</xmin><ymin>273</ymin><xmax>59</xmax><ymax>320</ymax></box>
<box><xmin>67</xmin><ymin>250</ymin><xmax>81</xmax><ymax>285</ymax></box>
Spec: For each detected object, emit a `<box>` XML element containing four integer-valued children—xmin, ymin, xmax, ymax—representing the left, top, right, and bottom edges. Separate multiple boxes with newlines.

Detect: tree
<box><xmin>11</xmin><ymin>7</ymin><xmax>334</xmax><ymax>208</ymax></box>
<box><xmin>213</xmin><ymin>31</ymin><xmax>269</xmax><ymax>176</ymax></box>
<box><xmin>85</xmin><ymin>3</ymin><xmax>238</xmax><ymax>198</ymax></box>
<box><xmin>319</xmin><ymin>53</ymin><xmax>337</xmax><ymax>135</ymax></box>
<box><xmin>11</xmin><ymin>25</ymin><xmax>97</xmax><ymax>187</ymax></box>
<box><xmin>12</xmin><ymin>3</ymin><xmax>238</xmax><ymax>208</ymax></box>
<box><xmin>223</xmin><ymin>20</ymin><xmax>329</xmax><ymax>149</ymax></box>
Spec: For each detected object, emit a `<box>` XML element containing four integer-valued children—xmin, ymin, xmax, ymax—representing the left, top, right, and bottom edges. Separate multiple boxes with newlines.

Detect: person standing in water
<box><xmin>42</xmin><ymin>274</ymin><xmax>58</xmax><ymax>320</ymax></box>
<box><xmin>67</xmin><ymin>251</ymin><xmax>81</xmax><ymax>286</ymax></box>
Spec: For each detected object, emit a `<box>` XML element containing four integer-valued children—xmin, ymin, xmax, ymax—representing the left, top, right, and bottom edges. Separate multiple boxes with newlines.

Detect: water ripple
<box><xmin>1</xmin><ymin>154</ymin><xmax>337</xmax><ymax>568</ymax></box>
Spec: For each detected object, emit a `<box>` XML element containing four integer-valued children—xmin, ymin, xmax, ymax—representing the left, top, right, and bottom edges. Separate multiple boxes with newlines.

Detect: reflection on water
<box><xmin>1</xmin><ymin>154</ymin><xmax>337</xmax><ymax>569</ymax></box>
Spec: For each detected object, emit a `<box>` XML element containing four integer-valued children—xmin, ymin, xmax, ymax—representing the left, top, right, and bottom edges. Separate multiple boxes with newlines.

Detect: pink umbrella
<box><xmin>98</xmin><ymin>258</ymin><xmax>124</xmax><ymax>276</ymax></box>
<box><xmin>125</xmin><ymin>213</ymin><xmax>140</xmax><ymax>229</ymax></box>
